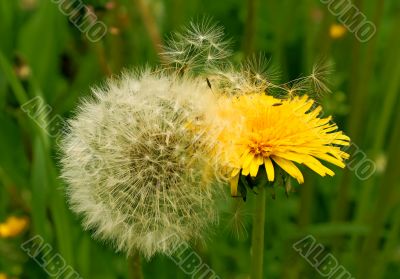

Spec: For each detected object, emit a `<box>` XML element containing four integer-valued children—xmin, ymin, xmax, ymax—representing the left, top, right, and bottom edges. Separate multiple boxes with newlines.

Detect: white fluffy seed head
<box><xmin>60</xmin><ymin>70</ymin><xmax>223</xmax><ymax>259</ymax></box>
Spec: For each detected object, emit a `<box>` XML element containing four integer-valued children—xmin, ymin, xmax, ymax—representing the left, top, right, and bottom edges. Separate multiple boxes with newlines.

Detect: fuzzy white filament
<box><xmin>60</xmin><ymin>70</ymin><xmax>221</xmax><ymax>258</ymax></box>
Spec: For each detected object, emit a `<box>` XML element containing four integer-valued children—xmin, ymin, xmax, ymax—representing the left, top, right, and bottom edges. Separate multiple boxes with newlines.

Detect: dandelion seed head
<box><xmin>60</xmin><ymin>70</ymin><xmax>222</xmax><ymax>258</ymax></box>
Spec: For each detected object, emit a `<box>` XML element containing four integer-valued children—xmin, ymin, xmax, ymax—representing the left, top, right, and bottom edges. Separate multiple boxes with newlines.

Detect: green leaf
<box><xmin>0</xmin><ymin>50</ymin><xmax>29</xmax><ymax>104</ymax></box>
<box><xmin>30</xmin><ymin>136</ymin><xmax>51</xmax><ymax>240</ymax></box>
<box><xmin>0</xmin><ymin>113</ymin><xmax>29</xmax><ymax>189</ymax></box>
<box><xmin>0</xmin><ymin>0</ymin><xmax>18</xmax><ymax>55</ymax></box>
<box><xmin>17</xmin><ymin>1</ymin><xmax>68</xmax><ymax>100</ymax></box>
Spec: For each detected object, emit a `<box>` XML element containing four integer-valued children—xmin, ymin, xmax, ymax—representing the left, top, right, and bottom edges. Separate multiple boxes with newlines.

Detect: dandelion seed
<box><xmin>225</xmin><ymin>200</ymin><xmax>250</xmax><ymax>239</ymax></box>
<box><xmin>283</xmin><ymin>81</ymin><xmax>307</xmax><ymax>99</ymax></box>
<box><xmin>242</xmin><ymin>54</ymin><xmax>280</xmax><ymax>85</ymax></box>
<box><xmin>161</xmin><ymin>18</ymin><xmax>231</xmax><ymax>73</ymax></box>
<box><xmin>308</xmin><ymin>60</ymin><xmax>334</xmax><ymax>96</ymax></box>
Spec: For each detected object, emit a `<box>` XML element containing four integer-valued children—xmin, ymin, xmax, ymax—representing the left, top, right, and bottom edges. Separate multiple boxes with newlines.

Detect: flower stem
<box><xmin>250</xmin><ymin>182</ymin><xmax>266</xmax><ymax>279</ymax></box>
<box><xmin>132</xmin><ymin>0</ymin><xmax>163</xmax><ymax>57</ymax></box>
<box><xmin>128</xmin><ymin>252</ymin><xmax>144</xmax><ymax>279</ymax></box>
<box><xmin>243</xmin><ymin>0</ymin><xmax>258</xmax><ymax>56</ymax></box>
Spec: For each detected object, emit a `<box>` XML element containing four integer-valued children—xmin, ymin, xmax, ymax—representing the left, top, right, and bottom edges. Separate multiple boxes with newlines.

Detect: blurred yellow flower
<box><xmin>212</xmin><ymin>93</ymin><xmax>350</xmax><ymax>196</ymax></box>
<box><xmin>330</xmin><ymin>24</ymin><xmax>347</xmax><ymax>39</ymax></box>
<box><xmin>0</xmin><ymin>216</ymin><xmax>29</xmax><ymax>238</ymax></box>
<box><xmin>20</xmin><ymin>0</ymin><xmax>38</xmax><ymax>10</ymax></box>
<box><xmin>0</xmin><ymin>273</ymin><xmax>7</xmax><ymax>279</ymax></box>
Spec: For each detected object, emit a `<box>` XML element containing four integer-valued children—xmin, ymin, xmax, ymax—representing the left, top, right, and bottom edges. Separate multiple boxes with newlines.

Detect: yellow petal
<box><xmin>249</xmin><ymin>157</ymin><xmax>260</xmax><ymax>177</ymax></box>
<box><xmin>332</xmin><ymin>140</ymin><xmax>350</xmax><ymax>145</ymax></box>
<box><xmin>242</xmin><ymin>167</ymin><xmax>250</xmax><ymax>176</ymax></box>
<box><xmin>311</xmin><ymin>152</ymin><xmax>345</xmax><ymax>168</ymax></box>
<box><xmin>310</xmin><ymin>106</ymin><xmax>322</xmax><ymax>117</ymax></box>
<box><xmin>239</xmin><ymin>149</ymin><xmax>250</xmax><ymax>161</ymax></box>
<box><xmin>264</xmin><ymin>157</ymin><xmax>275</xmax><ymax>181</ymax></box>
<box><xmin>242</xmin><ymin>152</ymin><xmax>255</xmax><ymax>169</ymax></box>
<box><xmin>272</xmin><ymin>156</ymin><xmax>304</xmax><ymax>184</ymax></box>
<box><xmin>316</xmin><ymin>116</ymin><xmax>332</xmax><ymax>125</ymax></box>
<box><xmin>231</xmin><ymin>168</ymin><xmax>240</xmax><ymax>177</ymax></box>
<box><xmin>323</xmin><ymin>125</ymin><xmax>338</xmax><ymax>133</ymax></box>
<box><xmin>274</xmin><ymin>151</ymin><xmax>304</xmax><ymax>164</ymax></box>
<box><xmin>340</xmin><ymin>151</ymin><xmax>350</xmax><ymax>159</ymax></box>
<box><xmin>301</xmin><ymin>155</ymin><xmax>335</xmax><ymax>177</ymax></box>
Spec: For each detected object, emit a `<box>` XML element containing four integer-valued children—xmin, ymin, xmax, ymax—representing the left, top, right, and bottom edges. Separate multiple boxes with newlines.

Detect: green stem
<box><xmin>250</xmin><ymin>183</ymin><xmax>266</xmax><ymax>279</ymax></box>
<box><xmin>243</xmin><ymin>0</ymin><xmax>258</xmax><ymax>56</ymax></box>
<box><xmin>133</xmin><ymin>0</ymin><xmax>163</xmax><ymax>57</ymax></box>
<box><xmin>128</xmin><ymin>252</ymin><xmax>144</xmax><ymax>279</ymax></box>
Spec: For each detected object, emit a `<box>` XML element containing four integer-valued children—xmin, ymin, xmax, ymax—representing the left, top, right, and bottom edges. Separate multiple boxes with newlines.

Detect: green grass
<box><xmin>1</xmin><ymin>0</ymin><xmax>399</xmax><ymax>278</ymax></box>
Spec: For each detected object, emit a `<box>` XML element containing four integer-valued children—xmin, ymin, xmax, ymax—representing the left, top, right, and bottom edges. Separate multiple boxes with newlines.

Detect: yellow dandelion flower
<box><xmin>0</xmin><ymin>273</ymin><xmax>7</xmax><ymax>279</ymax></box>
<box><xmin>330</xmin><ymin>24</ymin><xmax>347</xmax><ymax>39</ymax></box>
<box><xmin>0</xmin><ymin>216</ymin><xmax>29</xmax><ymax>238</ymax></box>
<box><xmin>211</xmin><ymin>93</ymin><xmax>350</xmax><ymax>196</ymax></box>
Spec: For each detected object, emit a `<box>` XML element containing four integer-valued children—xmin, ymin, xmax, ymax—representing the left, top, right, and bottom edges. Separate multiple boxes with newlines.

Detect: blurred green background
<box><xmin>0</xmin><ymin>0</ymin><xmax>399</xmax><ymax>278</ymax></box>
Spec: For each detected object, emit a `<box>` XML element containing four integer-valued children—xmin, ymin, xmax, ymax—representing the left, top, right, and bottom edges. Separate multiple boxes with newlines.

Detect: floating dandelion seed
<box><xmin>60</xmin><ymin>70</ymin><xmax>222</xmax><ymax>258</ymax></box>
<box><xmin>224</xmin><ymin>200</ymin><xmax>250</xmax><ymax>239</ymax></box>
<box><xmin>241</xmin><ymin>54</ymin><xmax>280</xmax><ymax>87</ymax></box>
<box><xmin>162</xmin><ymin>18</ymin><xmax>231</xmax><ymax>73</ymax></box>
<box><xmin>308</xmin><ymin>60</ymin><xmax>334</xmax><ymax>96</ymax></box>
